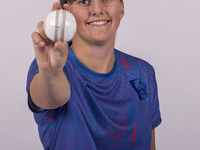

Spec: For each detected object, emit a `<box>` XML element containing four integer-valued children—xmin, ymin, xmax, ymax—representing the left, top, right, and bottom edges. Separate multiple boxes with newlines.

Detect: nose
<box><xmin>90</xmin><ymin>0</ymin><xmax>104</xmax><ymax>16</ymax></box>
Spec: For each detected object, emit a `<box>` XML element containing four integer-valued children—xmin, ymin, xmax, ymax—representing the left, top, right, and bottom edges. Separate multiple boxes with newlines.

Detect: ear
<box><xmin>120</xmin><ymin>0</ymin><xmax>125</xmax><ymax>20</ymax></box>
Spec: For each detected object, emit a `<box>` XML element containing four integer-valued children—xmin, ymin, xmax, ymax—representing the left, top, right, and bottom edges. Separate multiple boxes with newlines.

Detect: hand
<box><xmin>31</xmin><ymin>2</ymin><xmax>70</xmax><ymax>73</ymax></box>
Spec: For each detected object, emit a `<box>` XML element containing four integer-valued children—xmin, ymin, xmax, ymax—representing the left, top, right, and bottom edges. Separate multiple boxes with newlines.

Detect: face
<box><xmin>67</xmin><ymin>0</ymin><xmax>124</xmax><ymax>44</ymax></box>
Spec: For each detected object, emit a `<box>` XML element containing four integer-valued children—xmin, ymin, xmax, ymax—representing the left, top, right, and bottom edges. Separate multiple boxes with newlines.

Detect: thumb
<box><xmin>54</xmin><ymin>41</ymin><xmax>68</xmax><ymax>55</ymax></box>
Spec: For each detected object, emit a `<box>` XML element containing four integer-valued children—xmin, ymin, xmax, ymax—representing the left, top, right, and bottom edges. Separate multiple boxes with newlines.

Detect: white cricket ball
<box><xmin>44</xmin><ymin>9</ymin><xmax>76</xmax><ymax>42</ymax></box>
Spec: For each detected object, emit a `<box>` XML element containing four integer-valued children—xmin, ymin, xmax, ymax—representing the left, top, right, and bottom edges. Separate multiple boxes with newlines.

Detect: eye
<box><xmin>102</xmin><ymin>0</ymin><xmax>114</xmax><ymax>4</ymax></box>
<box><xmin>103</xmin><ymin>0</ymin><xmax>112</xmax><ymax>2</ymax></box>
<box><xmin>78</xmin><ymin>0</ymin><xmax>90</xmax><ymax>5</ymax></box>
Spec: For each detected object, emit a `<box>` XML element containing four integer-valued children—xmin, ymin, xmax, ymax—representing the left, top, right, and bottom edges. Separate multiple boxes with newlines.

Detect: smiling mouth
<box><xmin>87</xmin><ymin>20</ymin><xmax>111</xmax><ymax>26</ymax></box>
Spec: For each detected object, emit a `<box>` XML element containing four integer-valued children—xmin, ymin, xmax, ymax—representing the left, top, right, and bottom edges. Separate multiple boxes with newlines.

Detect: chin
<box><xmin>91</xmin><ymin>33</ymin><xmax>114</xmax><ymax>43</ymax></box>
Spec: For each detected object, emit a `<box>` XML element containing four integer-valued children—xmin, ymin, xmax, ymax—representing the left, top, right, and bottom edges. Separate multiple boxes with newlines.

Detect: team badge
<box><xmin>129</xmin><ymin>78</ymin><xmax>148</xmax><ymax>100</ymax></box>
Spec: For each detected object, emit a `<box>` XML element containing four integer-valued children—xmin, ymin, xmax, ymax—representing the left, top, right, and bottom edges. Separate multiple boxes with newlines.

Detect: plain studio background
<box><xmin>0</xmin><ymin>0</ymin><xmax>199</xmax><ymax>149</ymax></box>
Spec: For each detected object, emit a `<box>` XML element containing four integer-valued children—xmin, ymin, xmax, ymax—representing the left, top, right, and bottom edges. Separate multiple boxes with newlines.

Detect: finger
<box><xmin>54</xmin><ymin>40</ymin><xmax>65</xmax><ymax>50</ymax></box>
<box><xmin>54</xmin><ymin>41</ymin><xmax>68</xmax><ymax>55</ymax></box>
<box><xmin>37</xmin><ymin>21</ymin><xmax>52</xmax><ymax>45</ymax></box>
<box><xmin>31</xmin><ymin>32</ymin><xmax>46</xmax><ymax>47</ymax></box>
<box><xmin>63</xmin><ymin>4</ymin><xmax>70</xmax><ymax>11</ymax></box>
<box><xmin>51</xmin><ymin>2</ymin><xmax>61</xmax><ymax>11</ymax></box>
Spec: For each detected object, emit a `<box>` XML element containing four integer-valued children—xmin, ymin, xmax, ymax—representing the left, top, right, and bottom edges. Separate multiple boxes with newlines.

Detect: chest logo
<box><xmin>129</xmin><ymin>78</ymin><xmax>148</xmax><ymax>100</ymax></box>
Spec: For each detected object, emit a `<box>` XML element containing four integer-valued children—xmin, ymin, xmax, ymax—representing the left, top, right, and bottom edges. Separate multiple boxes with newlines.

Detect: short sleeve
<box><xmin>151</xmin><ymin>72</ymin><xmax>162</xmax><ymax>129</ymax></box>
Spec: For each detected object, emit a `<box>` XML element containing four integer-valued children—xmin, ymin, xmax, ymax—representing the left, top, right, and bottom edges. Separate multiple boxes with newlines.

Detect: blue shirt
<box><xmin>26</xmin><ymin>42</ymin><xmax>161</xmax><ymax>150</ymax></box>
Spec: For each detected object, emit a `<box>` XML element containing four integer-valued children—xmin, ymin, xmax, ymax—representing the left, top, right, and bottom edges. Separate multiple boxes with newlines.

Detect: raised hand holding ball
<box><xmin>44</xmin><ymin>9</ymin><xmax>76</xmax><ymax>42</ymax></box>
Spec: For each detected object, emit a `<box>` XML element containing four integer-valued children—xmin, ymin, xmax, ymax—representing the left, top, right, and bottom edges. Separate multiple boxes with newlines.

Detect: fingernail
<box><xmin>40</xmin><ymin>42</ymin><xmax>45</xmax><ymax>47</ymax></box>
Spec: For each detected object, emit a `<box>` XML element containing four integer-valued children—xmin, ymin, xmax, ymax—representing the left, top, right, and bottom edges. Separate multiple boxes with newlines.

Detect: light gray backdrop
<box><xmin>0</xmin><ymin>0</ymin><xmax>199</xmax><ymax>149</ymax></box>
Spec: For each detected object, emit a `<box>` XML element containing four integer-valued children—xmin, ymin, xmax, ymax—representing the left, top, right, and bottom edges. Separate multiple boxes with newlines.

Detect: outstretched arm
<box><xmin>30</xmin><ymin>2</ymin><xmax>71</xmax><ymax>110</ymax></box>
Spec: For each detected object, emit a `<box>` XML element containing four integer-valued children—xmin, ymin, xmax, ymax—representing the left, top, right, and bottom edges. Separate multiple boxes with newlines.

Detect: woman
<box><xmin>27</xmin><ymin>0</ymin><xmax>161</xmax><ymax>149</ymax></box>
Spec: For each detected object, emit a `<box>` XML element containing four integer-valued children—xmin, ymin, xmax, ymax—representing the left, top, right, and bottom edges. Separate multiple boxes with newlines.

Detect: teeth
<box><xmin>89</xmin><ymin>21</ymin><xmax>109</xmax><ymax>25</ymax></box>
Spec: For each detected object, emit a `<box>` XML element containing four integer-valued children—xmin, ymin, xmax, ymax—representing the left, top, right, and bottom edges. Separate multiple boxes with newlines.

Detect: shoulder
<box><xmin>115</xmin><ymin>49</ymin><xmax>155</xmax><ymax>75</ymax></box>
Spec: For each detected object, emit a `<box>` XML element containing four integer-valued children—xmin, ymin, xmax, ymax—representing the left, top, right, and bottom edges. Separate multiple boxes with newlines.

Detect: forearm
<box><xmin>30</xmin><ymin>70</ymin><xmax>71</xmax><ymax>109</ymax></box>
<box><xmin>151</xmin><ymin>129</ymin><xmax>156</xmax><ymax>150</ymax></box>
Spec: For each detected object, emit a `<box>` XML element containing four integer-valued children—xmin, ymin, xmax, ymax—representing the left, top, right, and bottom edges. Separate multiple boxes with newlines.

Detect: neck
<box><xmin>71</xmin><ymin>36</ymin><xmax>116</xmax><ymax>73</ymax></box>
